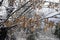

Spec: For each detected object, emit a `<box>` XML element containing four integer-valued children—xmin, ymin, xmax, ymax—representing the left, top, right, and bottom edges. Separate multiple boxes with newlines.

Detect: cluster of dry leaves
<box><xmin>4</xmin><ymin>13</ymin><xmax>57</xmax><ymax>32</ymax></box>
<box><xmin>4</xmin><ymin>14</ymin><xmax>40</xmax><ymax>32</ymax></box>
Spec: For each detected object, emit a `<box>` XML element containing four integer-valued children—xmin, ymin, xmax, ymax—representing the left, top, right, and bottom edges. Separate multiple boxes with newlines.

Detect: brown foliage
<box><xmin>4</xmin><ymin>20</ymin><xmax>13</xmax><ymax>27</ymax></box>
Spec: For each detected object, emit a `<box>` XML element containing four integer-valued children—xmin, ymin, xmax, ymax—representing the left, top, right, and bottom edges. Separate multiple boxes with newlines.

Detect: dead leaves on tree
<box><xmin>4</xmin><ymin>13</ymin><xmax>56</xmax><ymax>32</ymax></box>
<box><xmin>44</xmin><ymin>18</ymin><xmax>55</xmax><ymax>32</ymax></box>
<box><xmin>4</xmin><ymin>20</ymin><xmax>13</xmax><ymax>27</ymax></box>
<box><xmin>4</xmin><ymin>14</ymin><xmax>41</xmax><ymax>32</ymax></box>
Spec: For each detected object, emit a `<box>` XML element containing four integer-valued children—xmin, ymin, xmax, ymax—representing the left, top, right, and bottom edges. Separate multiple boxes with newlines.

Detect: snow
<box><xmin>35</xmin><ymin>7</ymin><xmax>60</xmax><ymax>23</ymax></box>
<box><xmin>0</xmin><ymin>0</ymin><xmax>2</xmax><ymax>2</ymax></box>
<box><xmin>48</xmin><ymin>18</ymin><xmax>60</xmax><ymax>23</ymax></box>
<box><xmin>43</xmin><ymin>2</ymin><xmax>49</xmax><ymax>7</ymax></box>
<box><xmin>44</xmin><ymin>0</ymin><xmax>59</xmax><ymax>3</ymax></box>
<box><xmin>56</xmin><ymin>15</ymin><xmax>60</xmax><ymax>17</ymax></box>
<box><xmin>13</xmin><ymin>0</ymin><xmax>19</xmax><ymax>10</ymax></box>
<box><xmin>0</xmin><ymin>6</ymin><xmax>7</xmax><ymax>19</ymax></box>
<box><xmin>35</xmin><ymin>7</ymin><xmax>56</xmax><ymax>18</ymax></box>
<box><xmin>3</xmin><ymin>0</ymin><xmax>8</xmax><ymax>7</ymax></box>
<box><xmin>40</xmin><ymin>8</ymin><xmax>56</xmax><ymax>16</ymax></box>
<box><xmin>45</xmin><ymin>11</ymin><xmax>60</xmax><ymax>18</ymax></box>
